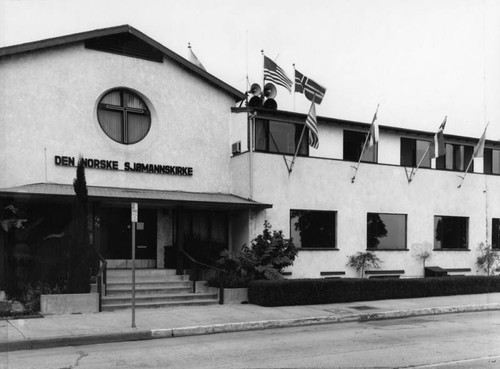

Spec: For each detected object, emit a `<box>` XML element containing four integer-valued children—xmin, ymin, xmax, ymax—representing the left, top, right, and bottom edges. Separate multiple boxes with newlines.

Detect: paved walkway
<box><xmin>1</xmin><ymin>293</ymin><xmax>500</xmax><ymax>352</ymax></box>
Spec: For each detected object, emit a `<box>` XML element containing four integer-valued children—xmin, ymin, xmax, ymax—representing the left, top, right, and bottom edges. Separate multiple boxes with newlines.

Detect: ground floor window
<box><xmin>492</xmin><ymin>218</ymin><xmax>500</xmax><ymax>250</ymax></box>
<box><xmin>290</xmin><ymin>210</ymin><xmax>336</xmax><ymax>249</ymax></box>
<box><xmin>367</xmin><ymin>213</ymin><xmax>407</xmax><ymax>250</ymax></box>
<box><xmin>434</xmin><ymin>216</ymin><xmax>468</xmax><ymax>249</ymax></box>
<box><xmin>180</xmin><ymin>210</ymin><xmax>228</xmax><ymax>263</ymax></box>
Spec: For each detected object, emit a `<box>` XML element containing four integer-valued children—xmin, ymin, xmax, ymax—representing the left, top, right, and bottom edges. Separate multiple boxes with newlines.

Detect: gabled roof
<box><xmin>0</xmin><ymin>25</ymin><xmax>245</xmax><ymax>101</ymax></box>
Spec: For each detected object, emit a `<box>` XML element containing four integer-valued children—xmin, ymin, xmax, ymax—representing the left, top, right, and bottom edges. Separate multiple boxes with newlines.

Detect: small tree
<box><xmin>67</xmin><ymin>157</ymin><xmax>91</xmax><ymax>292</ymax></box>
<box><xmin>346</xmin><ymin>251</ymin><xmax>382</xmax><ymax>278</ymax></box>
<box><xmin>411</xmin><ymin>242</ymin><xmax>432</xmax><ymax>274</ymax></box>
<box><xmin>476</xmin><ymin>242</ymin><xmax>500</xmax><ymax>276</ymax></box>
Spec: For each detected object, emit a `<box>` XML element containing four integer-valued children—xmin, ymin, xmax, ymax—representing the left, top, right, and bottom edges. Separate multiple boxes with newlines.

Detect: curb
<box><xmin>2</xmin><ymin>303</ymin><xmax>500</xmax><ymax>352</ymax></box>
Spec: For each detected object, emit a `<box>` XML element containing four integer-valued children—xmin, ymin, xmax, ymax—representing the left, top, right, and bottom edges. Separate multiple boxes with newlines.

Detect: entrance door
<box><xmin>101</xmin><ymin>207</ymin><xmax>157</xmax><ymax>260</ymax></box>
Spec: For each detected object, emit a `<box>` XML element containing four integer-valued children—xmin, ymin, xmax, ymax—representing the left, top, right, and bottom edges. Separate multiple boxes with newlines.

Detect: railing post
<box><xmin>97</xmin><ymin>275</ymin><xmax>102</xmax><ymax>312</ymax></box>
<box><xmin>219</xmin><ymin>271</ymin><xmax>224</xmax><ymax>305</ymax></box>
<box><xmin>103</xmin><ymin>262</ymin><xmax>107</xmax><ymax>296</ymax></box>
<box><xmin>193</xmin><ymin>264</ymin><xmax>197</xmax><ymax>293</ymax></box>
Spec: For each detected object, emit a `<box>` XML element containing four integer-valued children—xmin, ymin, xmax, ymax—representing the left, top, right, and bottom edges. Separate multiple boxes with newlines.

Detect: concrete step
<box><xmin>106</xmin><ymin>269</ymin><xmax>178</xmax><ymax>278</ymax></box>
<box><xmin>102</xmin><ymin>292</ymin><xmax>218</xmax><ymax>305</ymax></box>
<box><xmin>107</xmin><ymin>281</ymin><xmax>191</xmax><ymax>290</ymax></box>
<box><xmin>101</xmin><ymin>298</ymin><xmax>219</xmax><ymax>311</ymax></box>
<box><xmin>106</xmin><ymin>286</ymin><xmax>192</xmax><ymax>296</ymax></box>
<box><xmin>106</xmin><ymin>275</ymin><xmax>190</xmax><ymax>284</ymax></box>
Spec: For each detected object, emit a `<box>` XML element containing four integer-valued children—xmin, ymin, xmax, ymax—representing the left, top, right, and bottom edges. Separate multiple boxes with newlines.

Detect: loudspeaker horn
<box><xmin>247</xmin><ymin>96</ymin><xmax>263</xmax><ymax>108</ymax></box>
<box><xmin>263</xmin><ymin>83</ymin><xmax>277</xmax><ymax>99</ymax></box>
<box><xmin>263</xmin><ymin>98</ymin><xmax>277</xmax><ymax>110</ymax></box>
<box><xmin>248</xmin><ymin>83</ymin><xmax>262</xmax><ymax>96</ymax></box>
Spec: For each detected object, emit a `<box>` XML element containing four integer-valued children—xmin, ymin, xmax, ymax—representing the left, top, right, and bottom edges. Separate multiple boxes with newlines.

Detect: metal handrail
<box><xmin>180</xmin><ymin>249</ymin><xmax>227</xmax><ymax>304</ymax></box>
<box><xmin>93</xmin><ymin>248</ymin><xmax>107</xmax><ymax>312</ymax></box>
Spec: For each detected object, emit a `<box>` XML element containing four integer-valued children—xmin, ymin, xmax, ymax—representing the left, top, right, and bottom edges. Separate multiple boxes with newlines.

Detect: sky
<box><xmin>2</xmin><ymin>0</ymin><xmax>500</xmax><ymax>139</ymax></box>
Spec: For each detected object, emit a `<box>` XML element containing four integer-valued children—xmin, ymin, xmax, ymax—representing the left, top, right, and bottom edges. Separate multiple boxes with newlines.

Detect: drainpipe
<box><xmin>248</xmin><ymin>111</ymin><xmax>256</xmax><ymax>200</ymax></box>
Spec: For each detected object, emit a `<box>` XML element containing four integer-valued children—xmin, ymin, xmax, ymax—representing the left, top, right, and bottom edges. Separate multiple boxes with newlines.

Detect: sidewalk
<box><xmin>2</xmin><ymin>293</ymin><xmax>500</xmax><ymax>352</ymax></box>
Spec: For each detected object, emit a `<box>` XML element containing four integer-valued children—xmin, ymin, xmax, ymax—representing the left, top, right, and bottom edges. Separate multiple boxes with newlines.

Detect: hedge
<box><xmin>248</xmin><ymin>276</ymin><xmax>500</xmax><ymax>307</ymax></box>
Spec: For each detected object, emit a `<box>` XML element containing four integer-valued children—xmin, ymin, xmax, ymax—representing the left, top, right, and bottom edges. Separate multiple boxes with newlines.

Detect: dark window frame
<box><xmin>434</xmin><ymin>215</ymin><xmax>469</xmax><ymax>250</ymax></box>
<box><xmin>254</xmin><ymin>119</ymin><xmax>309</xmax><ymax>156</ymax></box>
<box><xmin>400</xmin><ymin>137</ymin><xmax>431</xmax><ymax>168</ymax></box>
<box><xmin>492</xmin><ymin>218</ymin><xmax>500</xmax><ymax>250</ymax></box>
<box><xmin>366</xmin><ymin>212</ymin><xmax>407</xmax><ymax>250</ymax></box>
<box><xmin>290</xmin><ymin>209</ymin><xmax>337</xmax><ymax>249</ymax></box>
<box><xmin>436</xmin><ymin>143</ymin><xmax>474</xmax><ymax>172</ymax></box>
<box><xmin>343</xmin><ymin>129</ymin><xmax>377</xmax><ymax>163</ymax></box>
<box><xmin>484</xmin><ymin>148</ymin><xmax>500</xmax><ymax>175</ymax></box>
<box><xmin>97</xmin><ymin>88</ymin><xmax>152</xmax><ymax>145</ymax></box>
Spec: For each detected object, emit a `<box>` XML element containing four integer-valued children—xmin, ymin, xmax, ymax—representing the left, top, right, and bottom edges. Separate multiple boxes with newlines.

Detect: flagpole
<box><xmin>351</xmin><ymin>104</ymin><xmax>379</xmax><ymax>183</ymax></box>
<box><xmin>289</xmin><ymin>93</ymin><xmax>317</xmax><ymax>174</ymax></box>
<box><xmin>261</xmin><ymin>50</ymin><xmax>265</xmax><ymax>90</ymax></box>
<box><xmin>293</xmin><ymin>63</ymin><xmax>296</xmax><ymax>112</ymax></box>
<box><xmin>288</xmin><ymin>125</ymin><xmax>307</xmax><ymax>174</ymax></box>
<box><xmin>408</xmin><ymin>145</ymin><xmax>431</xmax><ymax>183</ymax></box>
<box><xmin>457</xmin><ymin>154</ymin><xmax>475</xmax><ymax>189</ymax></box>
<box><xmin>458</xmin><ymin>122</ymin><xmax>489</xmax><ymax>188</ymax></box>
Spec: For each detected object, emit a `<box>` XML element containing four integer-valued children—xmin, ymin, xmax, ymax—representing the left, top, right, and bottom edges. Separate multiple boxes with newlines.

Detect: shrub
<box><xmin>476</xmin><ymin>242</ymin><xmax>500</xmax><ymax>276</ymax></box>
<box><xmin>23</xmin><ymin>281</ymin><xmax>63</xmax><ymax>313</ymax></box>
<box><xmin>346</xmin><ymin>251</ymin><xmax>382</xmax><ymax>278</ymax></box>
<box><xmin>209</xmin><ymin>221</ymin><xmax>298</xmax><ymax>287</ymax></box>
<box><xmin>248</xmin><ymin>276</ymin><xmax>500</xmax><ymax>307</ymax></box>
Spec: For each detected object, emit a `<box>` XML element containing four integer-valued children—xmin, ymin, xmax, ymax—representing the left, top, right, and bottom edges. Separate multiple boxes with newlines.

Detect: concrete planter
<box><xmin>40</xmin><ymin>293</ymin><xmax>99</xmax><ymax>315</ymax></box>
<box><xmin>223</xmin><ymin>288</ymin><xmax>248</xmax><ymax>304</ymax></box>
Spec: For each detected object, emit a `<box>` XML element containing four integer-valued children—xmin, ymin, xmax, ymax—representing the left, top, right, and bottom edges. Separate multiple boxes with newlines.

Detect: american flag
<box><xmin>305</xmin><ymin>101</ymin><xmax>319</xmax><ymax>149</ymax></box>
<box><xmin>295</xmin><ymin>69</ymin><xmax>327</xmax><ymax>104</ymax></box>
<box><xmin>263</xmin><ymin>55</ymin><xmax>292</xmax><ymax>92</ymax></box>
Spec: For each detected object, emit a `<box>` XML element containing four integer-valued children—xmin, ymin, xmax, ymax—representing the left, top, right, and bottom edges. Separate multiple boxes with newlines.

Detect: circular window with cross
<box><xmin>97</xmin><ymin>88</ymin><xmax>151</xmax><ymax>144</ymax></box>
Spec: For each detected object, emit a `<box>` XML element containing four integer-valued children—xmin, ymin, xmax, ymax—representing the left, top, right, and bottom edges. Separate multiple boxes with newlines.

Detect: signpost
<box><xmin>131</xmin><ymin>202</ymin><xmax>138</xmax><ymax>328</ymax></box>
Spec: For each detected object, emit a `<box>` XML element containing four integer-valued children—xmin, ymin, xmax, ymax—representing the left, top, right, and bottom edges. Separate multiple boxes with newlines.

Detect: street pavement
<box><xmin>1</xmin><ymin>292</ymin><xmax>500</xmax><ymax>352</ymax></box>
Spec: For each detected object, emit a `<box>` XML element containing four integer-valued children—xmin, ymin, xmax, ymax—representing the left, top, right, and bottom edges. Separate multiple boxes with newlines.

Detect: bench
<box><xmin>320</xmin><ymin>271</ymin><xmax>346</xmax><ymax>279</ymax></box>
<box><xmin>445</xmin><ymin>268</ymin><xmax>471</xmax><ymax>276</ymax></box>
<box><xmin>365</xmin><ymin>270</ymin><xmax>405</xmax><ymax>279</ymax></box>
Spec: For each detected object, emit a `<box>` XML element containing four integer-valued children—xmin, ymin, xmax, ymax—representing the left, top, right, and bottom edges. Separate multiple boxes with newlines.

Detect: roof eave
<box><xmin>0</xmin><ymin>25</ymin><xmax>245</xmax><ymax>101</ymax></box>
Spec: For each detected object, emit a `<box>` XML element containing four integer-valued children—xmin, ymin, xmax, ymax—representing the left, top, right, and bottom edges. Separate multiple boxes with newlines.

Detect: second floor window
<box><xmin>254</xmin><ymin>119</ymin><xmax>308</xmax><ymax>156</ymax></box>
<box><xmin>436</xmin><ymin>143</ymin><xmax>473</xmax><ymax>172</ymax></box>
<box><xmin>343</xmin><ymin>130</ymin><xmax>377</xmax><ymax>162</ymax></box>
<box><xmin>400</xmin><ymin>138</ymin><xmax>431</xmax><ymax>168</ymax></box>
<box><xmin>484</xmin><ymin>148</ymin><xmax>500</xmax><ymax>175</ymax></box>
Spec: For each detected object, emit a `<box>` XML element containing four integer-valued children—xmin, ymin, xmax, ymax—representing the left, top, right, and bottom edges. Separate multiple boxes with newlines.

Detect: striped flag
<box><xmin>263</xmin><ymin>55</ymin><xmax>292</xmax><ymax>92</ymax></box>
<box><xmin>429</xmin><ymin>117</ymin><xmax>447</xmax><ymax>159</ymax></box>
<box><xmin>295</xmin><ymin>69</ymin><xmax>327</xmax><ymax>104</ymax></box>
<box><xmin>367</xmin><ymin>106</ymin><xmax>379</xmax><ymax>148</ymax></box>
<box><xmin>305</xmin><ymin>101</ymin><xmax>319</xmax><ymax>149</ymax></box>
<box><xmin>473</xmin><ymin>124</ymin><xmax>488</xmax><ymax>158</ymax></box>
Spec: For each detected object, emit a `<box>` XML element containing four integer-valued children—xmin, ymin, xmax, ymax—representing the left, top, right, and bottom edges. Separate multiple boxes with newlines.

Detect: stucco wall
<box><xmin>246</xmin><ymin>151</ymin><xmax>496</xmax><ymax>279</ymax></box>
<box><xmin>0</xmin><ymin>43</ymin><xmax>236</xmax><ymax>193</ymax></box>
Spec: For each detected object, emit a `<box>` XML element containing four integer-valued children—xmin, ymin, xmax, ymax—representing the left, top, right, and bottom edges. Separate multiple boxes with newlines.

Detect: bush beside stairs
<box><xmin>102</xmin><ymin>269</ymin><xmax>218</xmax><ymax>311</ymax></box>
